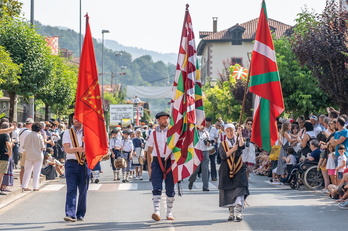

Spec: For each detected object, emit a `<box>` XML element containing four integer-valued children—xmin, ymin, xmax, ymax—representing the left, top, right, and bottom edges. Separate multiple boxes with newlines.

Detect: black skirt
<box><xmin>219</xmin><ymin>186</ymin><xmax>249</xmax><ymax>207</ymax></box>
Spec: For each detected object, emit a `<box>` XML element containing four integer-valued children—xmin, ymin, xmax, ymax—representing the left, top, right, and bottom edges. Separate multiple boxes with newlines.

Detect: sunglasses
<box><xmin>247</xmin><ymin>123</ymin><xmax>252</xmax><ymax>125</ymax></box>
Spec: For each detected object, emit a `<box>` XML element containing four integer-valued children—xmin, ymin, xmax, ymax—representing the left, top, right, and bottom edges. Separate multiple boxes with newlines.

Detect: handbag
<box><xmin>269</xmin><ymin>145</ymin><xmax>281</xmax><ymax>161</ymax></box>
<box><xmin>282</xmin><ymin>141</ymin><xmax>290</xmax><ymax>151</ymax></box>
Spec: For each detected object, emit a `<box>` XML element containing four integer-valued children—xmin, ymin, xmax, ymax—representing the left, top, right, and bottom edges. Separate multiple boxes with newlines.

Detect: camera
<box><xmin>204</xmin><ymin>139</ymin><xmax>214</xmax><ymax>146</ymax></box>
<box><xmin>245</xmin><ymin>138</ymin><xmax>251</xmax><ymax>147</ymax></box>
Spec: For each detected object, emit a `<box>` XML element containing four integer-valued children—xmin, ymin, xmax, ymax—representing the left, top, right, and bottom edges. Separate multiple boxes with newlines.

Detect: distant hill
<box><xmin>36</xmin><ymin>21</ymin><xmax>176</xmax><ymax>64</ymax></box>
<box><xmin>102</xmin><ymin>39</ymin><xmax>177</xmax><ymax>64</ymax></box>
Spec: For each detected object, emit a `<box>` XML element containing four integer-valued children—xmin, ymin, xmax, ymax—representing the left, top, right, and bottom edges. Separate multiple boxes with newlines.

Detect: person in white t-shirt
<box><xmin>336</xmin><ymin>145</ymin><xmax>347</xmax><ymax>180</ymax></box>
<box><xmin>18</xmin><ymin>118</ymin><xmax>33</xmax><ymax>185</ymax></box>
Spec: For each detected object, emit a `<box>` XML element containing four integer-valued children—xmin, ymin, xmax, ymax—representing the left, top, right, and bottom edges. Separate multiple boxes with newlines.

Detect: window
<box><xmin>231</xmin><ymin>57</ymin><xmax>243</xmax><ymax>66</ymax></box>
<box><xmin>231</xmin><ymin>30</ymin><xmax>242</xmax><ymax>45</ymax></box>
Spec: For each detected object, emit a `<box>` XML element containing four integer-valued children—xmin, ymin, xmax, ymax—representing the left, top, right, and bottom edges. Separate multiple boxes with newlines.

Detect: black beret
<box><xmin>205</xmin><ymin>117</ymin><xmax>212</xmax><ymax>122</ymax></box>
<box><xmin>110</xmin><ymin>130</ymin><xmax>118</xmax><ymax>134</ymax></box>
<box><xmin>155</xmin><ymin>112</ymin><xmax>170</xmax><ymax>119</ymax></box>
<box><xmin>123</xmin><ymin>130</ymin><xmax>131</xmax><ymax>135</ymax></box>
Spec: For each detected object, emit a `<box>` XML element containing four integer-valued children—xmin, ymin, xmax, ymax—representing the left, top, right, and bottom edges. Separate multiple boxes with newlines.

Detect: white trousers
<box><xmin>22</xmin><ymin>160</ymin><xmax>43</xmax><ymax>189</ymax></box>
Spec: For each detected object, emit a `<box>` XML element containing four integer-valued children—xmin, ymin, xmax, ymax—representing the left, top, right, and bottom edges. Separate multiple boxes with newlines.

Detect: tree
<box><xmin>291</xmin><ymin>1</ymin><xmax>348</xmax><ymax>114</ymax></box>
<box><xmin>0</xmin><ymin>45</ymin><xmax>21</xmax><ymax>117</ymax></box>
<box><xmin>36</xmin><ymin>55</ymin><xmax>78</xmax><ymax>120</ymax></box>
<box><xmin>0</xmin><ymin>45</ymin><xmax>21</xmax><ymax>87</ymax></box>
<box><xmin>0</xmin><ymin>0</ymin><xmax>22</xmax><ymax>19</ymax></box>
<box><xmin>274</xmin><ymin>37</ymin><xmax>334</xmax><ymax>117</ymax></box>
<box><xmin>0</xmin><ymin>17</ymin><xmax>54</xmax><ymax>121</ymax></box>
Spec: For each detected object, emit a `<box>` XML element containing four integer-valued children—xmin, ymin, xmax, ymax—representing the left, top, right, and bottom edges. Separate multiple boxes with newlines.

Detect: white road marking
<box><xmin>118</xmin><ymin>183</ymin><xmax>138</xmax><ymax>190</ymax></box>
<box><xmin>41</xmin><ymin>184</ymin><xmax>65</xmax><ymax>191</ymax></box>
<box><xmin>193</xmin><ymin>182</ymin><xmax>217</xmax><ymax>189</ymax></box>
<box><xmin>88</xmin><ymin>184</ymin><xmax>102</xmax><ymax>191</ymax></box>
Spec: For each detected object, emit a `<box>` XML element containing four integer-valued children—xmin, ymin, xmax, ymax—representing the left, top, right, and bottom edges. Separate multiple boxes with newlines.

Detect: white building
<box><xmin>197</xmin><ymin>18</ymin><xmax>292</xmax><ymax>84</ymax></box>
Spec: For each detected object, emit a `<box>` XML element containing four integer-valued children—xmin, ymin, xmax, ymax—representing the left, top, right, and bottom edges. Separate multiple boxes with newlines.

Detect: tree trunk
<box><xmin>340</xmin><ymin>102</ymin><xmax>348</xmax><ymax>115</ymax></box>
<box><xmin>8</xmin><ymin>92</ymin><xmax>16</xmax><ymax>122</ymax></box>
<box><xmin>45</xmin><ymin>104</ymin><xmax>49</xmax><ymax>121</ymax></box>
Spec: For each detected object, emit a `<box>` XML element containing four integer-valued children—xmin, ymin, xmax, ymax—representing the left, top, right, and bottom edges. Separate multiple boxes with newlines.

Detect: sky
<box><xmin>18</xmin><ymin>0</ymin><xmax>329</xmax><ymax>54</ymax></box>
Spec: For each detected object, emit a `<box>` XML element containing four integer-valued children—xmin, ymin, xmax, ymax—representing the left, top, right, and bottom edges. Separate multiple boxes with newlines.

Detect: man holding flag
<box><xmin>146</xmin><ymin>111</ymin><xmax>175</xmax><ymax>221</ymax></box>
<box><xmin>63</xmin><ymin>14</ymin><xmax>108</xmax><ymax>222</ymax></box>
<box><xmin>63</xmin><ymin>114</ymin><xmax>88</xmax><ymax>222</ymax></box>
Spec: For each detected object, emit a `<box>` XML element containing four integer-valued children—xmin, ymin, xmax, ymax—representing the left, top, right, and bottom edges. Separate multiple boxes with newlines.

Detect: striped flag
<box><xmin>167</xmin><ymin>5</ymin><xmax>205</xmax><ymax>184</ymax></box>
<box><xmin>249</xmin><ymin>0</ymin><xmax>284</xmax><ymax>151</ymax></box>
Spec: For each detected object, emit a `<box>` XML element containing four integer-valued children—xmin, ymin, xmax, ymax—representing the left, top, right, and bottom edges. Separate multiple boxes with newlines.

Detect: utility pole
<box><xmin>28</xmin><ymin>0</ymin><xmax>35</xmax><ymax>120</ymax></box>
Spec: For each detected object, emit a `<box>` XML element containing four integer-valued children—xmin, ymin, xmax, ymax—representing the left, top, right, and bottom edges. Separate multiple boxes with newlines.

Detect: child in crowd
<box><xmin>336</xmin><ymin>145</ymin><xmax>347</xmax><ymax>180</ymax></box>
<box><xmin>326</xmin><ymin>144</ymin><xmax>337</xmax><ymax>185</ymax></box>
<box><xmin>41</xmin><ymin>148</ymin><xmax>64</xmax><ymax>180</ymax></box>
<box><xmin>47</xmin><ymin>147</ymin><xmax>64</xmax><ymax>178</ymax></box>
<box><xmin>255</xmin><ymin>151</ymin><xmax>270</xmax><ymax>176</ymax></box>
<box><xmin>283</xmin><ymin>147</ymin><xmax>297</xmax><ymax>177</ymax></box>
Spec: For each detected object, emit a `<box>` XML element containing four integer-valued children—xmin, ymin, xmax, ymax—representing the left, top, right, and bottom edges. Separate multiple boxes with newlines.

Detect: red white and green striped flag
<box><xmin>249</xmin><ymin>0</ymin><xmax>284</xmax><ymax>151</ymax></box>
<box><xmin>167</xmin><ymin>4</ymin><xmax>205</xmax><ymax>184</ymax></box>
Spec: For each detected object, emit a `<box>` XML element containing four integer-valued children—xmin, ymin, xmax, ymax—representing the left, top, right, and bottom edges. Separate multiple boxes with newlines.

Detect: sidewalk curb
<box><xmin>0</xmin><ymin>170</ymin><xmax>53</xmax><ymax>209</ymax></box>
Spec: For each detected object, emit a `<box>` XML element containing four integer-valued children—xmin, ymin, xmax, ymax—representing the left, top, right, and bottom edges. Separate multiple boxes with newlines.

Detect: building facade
<box><xmin>197</xmin><ymin>18</ymin><xmax>292</xmax><ymax>85</ymax></box>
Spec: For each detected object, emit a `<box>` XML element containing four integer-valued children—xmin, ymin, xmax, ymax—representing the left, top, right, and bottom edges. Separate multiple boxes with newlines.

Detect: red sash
<box><xmin>153</xmin><ymin>131</ymin><xmax>170</xmax><ymax>179</ymax></box>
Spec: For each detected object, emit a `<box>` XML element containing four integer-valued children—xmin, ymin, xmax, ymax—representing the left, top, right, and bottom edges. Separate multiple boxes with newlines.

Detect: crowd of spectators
<box><xmin>0</xmin><ymin>117</ymin><xmax>67</xmax><ymax>194</ymax></box>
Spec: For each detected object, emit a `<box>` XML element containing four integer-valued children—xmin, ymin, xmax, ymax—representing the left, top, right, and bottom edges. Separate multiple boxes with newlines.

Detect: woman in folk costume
<box><xmin>218</xmin><ymin>124</ymin><xmax>249</xmax><ymax>222</ymax></box>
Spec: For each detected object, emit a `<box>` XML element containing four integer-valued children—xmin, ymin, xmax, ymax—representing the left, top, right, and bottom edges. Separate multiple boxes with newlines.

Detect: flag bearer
<box><xmin>147</xmin><ymin>112</ymin><xmax>175</xmax><ymax>221</ymax></box>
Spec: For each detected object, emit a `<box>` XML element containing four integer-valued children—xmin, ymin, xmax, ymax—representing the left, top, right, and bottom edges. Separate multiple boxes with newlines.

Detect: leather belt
<box><xmin>153</xmin><ymin>156</ymin><xmax>165</xmax><ymax>162</ymax></box>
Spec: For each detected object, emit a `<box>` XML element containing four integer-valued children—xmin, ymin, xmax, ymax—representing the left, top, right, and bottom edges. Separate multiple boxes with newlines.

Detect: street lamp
<box><xmin>101</xmin><ymin>29</ymin><xmax>110</xmax><ymax>100</ymax></box>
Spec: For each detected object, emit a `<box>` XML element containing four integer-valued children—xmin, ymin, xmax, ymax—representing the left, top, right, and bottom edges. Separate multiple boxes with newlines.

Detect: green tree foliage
<box><xmin>274</xmin><ymin>37</ymin><xmax>333</xmax><ymax>117</ymax></box>
<box><xmin>203</xmin><ymin>63</ymin><xmax>247</xmax><ymax>122</ymax></box>
<box><xmin>203</xmin><ymin>62</ymin><xmax>252</xmax><ymax>122</ymax></box>
<box><xmin>0</xmin><ymin>17</ymin><xmax>54</xmax><ymax>120</ymax></box>
<box><xmin>291</xmin><ymin>1</ymin><xmax>348</xmax><ymax>114</ymax></box>
<box><xmin>0</xmin><ymin>0</ymin><xmax>22</xmax><ymax>19</ymax></box>
<box><xmin>36</xmin><ymin>55</ymin><xmax>78</xmax><ymax>120</ymax></box>
<box><xmin>0</xmin><ymin>45</ymin><xmax>21</xmax><ymax>86</ymax></box>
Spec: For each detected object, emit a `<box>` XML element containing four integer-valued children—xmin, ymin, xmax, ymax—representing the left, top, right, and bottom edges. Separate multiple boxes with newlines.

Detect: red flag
<box><xmin>75</xmin><ymin>15</ymin><xmax>108</xmax><ymax>169</ymax></box>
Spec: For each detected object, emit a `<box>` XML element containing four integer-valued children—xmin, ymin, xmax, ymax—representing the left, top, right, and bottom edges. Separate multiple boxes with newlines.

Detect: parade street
<box><xmin>0</xmin><ymin>160</ymin><xmax>345</xmax><ymax>231</ymax></box>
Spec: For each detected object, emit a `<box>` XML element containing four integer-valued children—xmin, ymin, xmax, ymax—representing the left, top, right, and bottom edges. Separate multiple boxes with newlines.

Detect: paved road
<box><xmin>0</xmin><ymin>160</ymin><xmax>346</xmax><ymax>231</ymax></box>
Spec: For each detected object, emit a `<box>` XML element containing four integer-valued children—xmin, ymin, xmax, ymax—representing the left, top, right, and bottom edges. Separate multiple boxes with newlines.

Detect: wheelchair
<box><xmin>287</xmin><ymin>161</ymin><xmax>323</xmax><ymax>190</ymax></box>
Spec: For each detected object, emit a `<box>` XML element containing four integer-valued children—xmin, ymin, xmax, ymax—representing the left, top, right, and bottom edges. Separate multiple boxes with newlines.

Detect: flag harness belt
<box><xmin>69</xmin><ymin>128</ymin><xmax>85</xmax><ymax>165</ymax></box>
<box><xmin>153</xmin><ymin>131</ymin><xmax>171</xmax><ymax>180</ymax></box>
<box><xmin>221</xmin><ymin>139</ymin><xmax>242</xmax><ymax>178</ymax></box>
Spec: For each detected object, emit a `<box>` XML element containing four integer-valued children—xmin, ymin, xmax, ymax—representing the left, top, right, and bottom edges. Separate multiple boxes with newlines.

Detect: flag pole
<box><xmin>238</xmin><ymin>59</ymin><xmax>252</xmax><ymax>125</ymax></box>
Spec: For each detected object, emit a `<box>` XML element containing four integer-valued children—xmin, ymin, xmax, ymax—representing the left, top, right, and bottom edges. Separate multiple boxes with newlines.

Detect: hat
<box><xmin>49</xmin><ymin>120</ymin><xmax>59</xmax><ymax>126</ymax></box>
<box><xmin>110</xmin><ymin>130</ymin><xmax>118</xmax><ymax>134</ymax></box>
<box><xmin>115</xmin><ymin>127</ymin><xmax>121</xmax><ymax>131</ymax></box>
<box><xmin>155</xmin><ymin>112</ymin><xmax>170</xmax><ymax>119</ymax></box>
<box><xmin>206</xmin><ymin>117</ymin><xmax>212</xmax><ymax>122</ymax></box>
<box><xmin>123</xmin><ymin>130</ymin><xmax>131</xmax><ymax>135</ymax></box>
<box><xmin>25</xmin><ymin>118</ymin><xmax>34</xmax><ymax>124</ymax></box>
<box><xmin>310</xmin><ymin>115</ymin><xmax>318</xmax><ymax>121</ymax></box>
<box><xmin>224</xmin><ymin>123</ymin><xmax>235</xmax><ymax>131</ymax></box>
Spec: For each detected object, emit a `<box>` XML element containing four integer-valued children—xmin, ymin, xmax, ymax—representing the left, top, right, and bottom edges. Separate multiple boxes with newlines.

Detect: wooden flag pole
<box><xmin>238</xmin><ymin>54</ymin><xmax>252</xmax><ymax>125</ymax></box>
